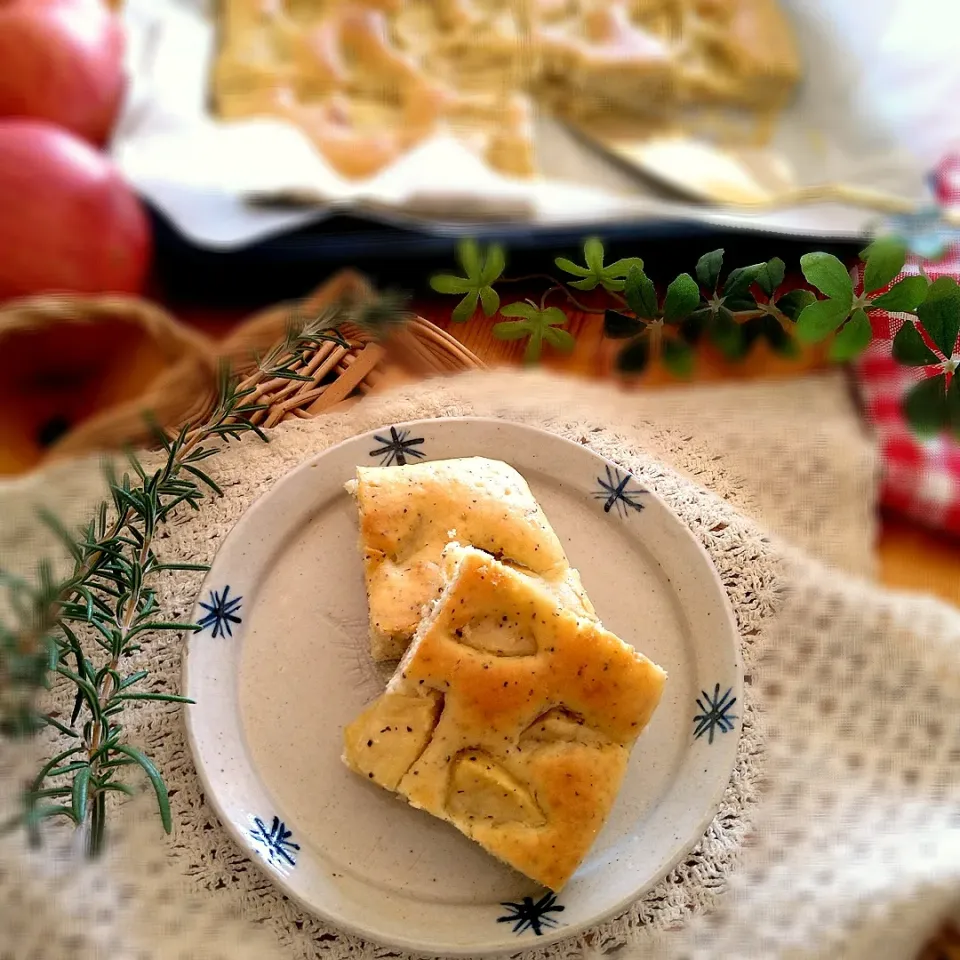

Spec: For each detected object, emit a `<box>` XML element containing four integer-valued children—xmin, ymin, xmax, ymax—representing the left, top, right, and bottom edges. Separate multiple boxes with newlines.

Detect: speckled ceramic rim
<box><xmin>184</xmin><ymin>418</ymin><xmax>742</xmax><ymax>956</ymax></box>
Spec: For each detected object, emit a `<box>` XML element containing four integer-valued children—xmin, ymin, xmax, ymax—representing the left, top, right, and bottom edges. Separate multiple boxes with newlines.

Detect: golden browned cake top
<box><xmin>355</xmin><ymin>456</ymin><xmax>568</xmax><ymax>573</ymax></box>
<box><xmin>213</xmin><ymin>0</ymin><xmax>536</xmax><ymax>179</ymax></box>
<box><xmin>352</xmin><ymin>456</ymin><xmax>595</xmax><ymax>660</ymax></box>
<box><xmin>343</xmin><ymin>544</ymin><xmax>666</xmax><ymax>890</ymax></box>
<box><xmin>213</xmin><ymin>0</ymin><xmax>801</xmax><ymax>178</ymax></box>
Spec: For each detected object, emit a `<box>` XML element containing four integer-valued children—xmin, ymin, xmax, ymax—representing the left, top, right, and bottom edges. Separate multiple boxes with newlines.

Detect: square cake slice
<box><xmin>347</xmin><ymin>457</ymin><xmax>595</xmax><ymax>661</ymax></box>
<box><xmin>342</xmin><ymin>544</ymin><xmax>667</xmax><ymax>891</ymax></box>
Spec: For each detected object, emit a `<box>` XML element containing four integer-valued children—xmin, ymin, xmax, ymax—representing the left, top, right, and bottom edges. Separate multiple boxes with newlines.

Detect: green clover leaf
<box><xmin>492</xmin><ymin>320</ymin><xmax>533</xmax><ymax>340</ymax></box>
<box><xmin>800</xmin><ymin>252</ymin><xmax>853</xmax><ymax>307</ymax></box>
<box><xmin>795</xmin><ymin>297</ymin><xmax>851</xmax><ymax>344</ymax></box>
<box><xmin>695</xmin><ymin>249</ymin><xmax>724</xmax><ymax>291</ymax></box>
<box><xmin>556</xmin><ymin>238</ymin><xmax>643</xmax><ymax>292</ymax></box>
<box><xmin>624</xmin><ymin>266</ymin><xmax>658</xmax><ymax>319</ymax></box>
<box><xmin>450</xmin><ymin>290</ymin><xmax>480</xmax><ymax>323</ymax></box>
<box><xmin>458</xmin><ymin>236</ymin><xmax>482</xmax><ymax>277</ymax></box>
<box><xmin>828</xmin><ymin>308</ymin><xmax>872</xmax><ymax>362</ymax></box>
<box><xmin>915</xmin><ymin>276</ymin><xmax>960</xmax><ymax>358</ymax></box>
<box><xmin>429</xmin><ymin>274</ymin><xmax>472</xmax><ymax>295</ymax></box>
<box><xmin>903</xmin><ymin>373</ymin><xmax>949</xmax><ymax>437</ymax></box>
<box><xmin>494</xmin><ymin>302</ymin><xmax>574</xmax><ymax>363</ymax></box>
<box><xmin>661</xmin><ymin>337</ymin><xmax>694</xmax><ymax>377</ymax></box>
<box><xmin>543</xmin><ymin>326</ymin><xmax>576</xmax><ymax>351</ymax></box>
<box><xmin>603</xmin><ymin>258</ymin><xmax>646</xmax><ymax>284</ymax></box>
<box><xmin>535</xmin><ymin>307</ymin><xmax>570</xmax><ymax>330</ymax></box>
<box><xmin>480</xmin><ymin>243</ymin><xmax>505</xmax><ymax>286</ymax></box>
<box><xmin>554</xmin><ymin>257</ymin><xmax>592</xmax><ymax>282</ymax></box>
<box><xmin>663</xmin><ymin>273</ymin><xmax>700</xmax><ymax>323</ymax></box>
<box><xmin>505</xmin><ymin>301</ymin><xmax>544</xmax><ymax>317</ymax></box>
<box><xmin>497</xmin><ymin>301</ymin><xmax>537</xmax><ymax>323</ymax></box>
<box><xmin>871</xmin><ymin>275</ymin><xmax>929</xmax><ymax>313</ymax></box>
<box><xmin>755</xmin><ymin>257</ymin><xmax>786</xmax><ymax>298</ymax></box>
<box><xmin>430</xmin><ymin>239</ymin><xmax>506</xmax><ymax>322</ymax></box>
<box><xmin>892</xmin><ymin>319</ymin><xmax>939</xmax><ymax>366</ymax></box>
<box><xmin>860</xmin><ymin>237</ymin><xmax>907</xmax><ymax>294</ymax></box>
<box><xmin>479</xmin><ymin>286</ymin><xmax>500</xmax><ymax>316</ymax></box>
<box><xmin>583</xmin><ymin>236</ymin><xmax>604</xmax><ymax>273</ymax></box>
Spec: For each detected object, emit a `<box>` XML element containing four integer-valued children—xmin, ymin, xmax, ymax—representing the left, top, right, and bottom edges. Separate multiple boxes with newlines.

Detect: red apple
<box><xmin>0</xmin><ymin>0</ymin><xmax>126</xmax><ymax>146</ymax></box>
<box><xmin>0</xmin><ymin>119</ymin><xmax>151</xmax><ymax>302</ymax></box>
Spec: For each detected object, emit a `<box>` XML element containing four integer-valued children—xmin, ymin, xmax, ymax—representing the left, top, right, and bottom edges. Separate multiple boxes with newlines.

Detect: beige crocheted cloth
<box><xmin>3</xmin><ymin>371</ymin><xmax>958</xmax><ymax>960</ymax></box>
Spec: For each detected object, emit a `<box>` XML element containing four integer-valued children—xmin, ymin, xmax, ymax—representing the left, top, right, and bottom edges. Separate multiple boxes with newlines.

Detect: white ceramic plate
<box><xmin>184</xmin><ymin>419</ymin><xmax>742</xmax><ymax>956</ymax></box>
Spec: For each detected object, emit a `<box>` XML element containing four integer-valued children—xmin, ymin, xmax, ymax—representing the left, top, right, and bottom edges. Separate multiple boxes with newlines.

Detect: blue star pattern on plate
<box><xmin>693</xmin><ymin>684</ymin><xmax>738</xmax><ymax>744</ymax></box>
<box><xmin>497</xmin><ymin>892</ymin><xmax>565</xmax><ymax>936</ymax></box>
<box><xmin>197</xmin><ymin>585</ymin><xmax>243</xmax><ymax>638</ymax></box>
<box><xmin>592</xmin><ymin>464</ymin><xmax>646</xmax><ymax>518</ymax></box>
<box><xmin>251</xmin><ymin>815</ymin><xmax>300</xmax><ymax>867</ymax></box>
<box><xmin>368</xmin><ymin>426</ymin><xmax>426</xmax><ymax>467</ymax></box>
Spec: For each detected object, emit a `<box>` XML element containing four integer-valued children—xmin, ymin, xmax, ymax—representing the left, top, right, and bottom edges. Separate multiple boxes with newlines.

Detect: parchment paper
<box><xmin>112</xmin><ymin>0</ymin><xmax>960</xmax><ymax>249</ymax></box>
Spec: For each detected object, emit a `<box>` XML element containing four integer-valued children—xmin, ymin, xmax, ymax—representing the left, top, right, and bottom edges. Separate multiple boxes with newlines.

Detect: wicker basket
<box><xmin>0</xmin><ymin>270</ymin><xmax>482</xmax><ymax>472</ymax></box>
<box><xmin>206</xmin><ymin>270</ymin><xmax>482</xmax><ymax>427</ymax></box>
<box><xmin>0</xmin><ymin>293</ymin><xmax>213</xmax><ymax>474</ymax></box>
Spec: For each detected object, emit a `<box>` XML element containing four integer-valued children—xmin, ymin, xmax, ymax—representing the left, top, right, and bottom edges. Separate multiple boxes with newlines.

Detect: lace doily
<box><xmin>664</xmin><ymin>554</ymin><xmax>960</xmax><ymax>960</ymax></box>
<box><xmin>9</xmin><ymin>370</ymin><xmax>951</xmax><ymax>960</ymax></box>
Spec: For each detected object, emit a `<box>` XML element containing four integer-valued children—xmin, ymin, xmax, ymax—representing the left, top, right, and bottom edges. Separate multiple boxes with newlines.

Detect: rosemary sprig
<box><xmin>1</xmin><ymin>372</ymin><xmax>260</xmax><ymax>853</ymax></box>
<box><xmin>0</xmin><ymin>289</ymin><xmax>409</xmax><ymax>854</ymax></box>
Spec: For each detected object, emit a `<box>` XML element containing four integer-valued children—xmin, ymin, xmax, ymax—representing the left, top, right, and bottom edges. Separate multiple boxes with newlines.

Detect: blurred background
<box><xmin>0</xmin><ymin>0</ymin><xmax>956</xmax><ymax>539</ymax></box>
<box><xmin>1</xmin><ymin>0</ymin><xmax>958</xmax><ymax>605</ymax></box>
<box><xmin>1</xmin><ymin>2</ymin><xmax>960</xmax><ymax>958</ymax></box>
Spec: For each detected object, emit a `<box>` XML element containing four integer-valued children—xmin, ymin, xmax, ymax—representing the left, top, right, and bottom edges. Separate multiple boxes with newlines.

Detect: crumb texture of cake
<box><xmin>342</xmin><ymin>545</ymin><xmax>667</xmax><ymax>891</ymax></box>
<box><xmin>350</xmin><ymin>457</ymin><xmax>595</xmax><ymax>661</ymax></box>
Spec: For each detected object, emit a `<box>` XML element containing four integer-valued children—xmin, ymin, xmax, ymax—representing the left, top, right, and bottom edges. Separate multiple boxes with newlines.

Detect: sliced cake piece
<box><xmin>347</xmin><ymin>457</ymin><xmax>595</xmax><ymax>661</ymax></box>
<box><xmin>536</xmin><ymin>4</ymin><xmax>678</xmax><ymax>123</ymax></box>
<box><xmin>342</xmin><ymin>544</ymin><xmax>667</xmax><ymax>891</ymax></box>
<box><xmin>676</xmin><ymin>0</ymin><xmax>800</xmax><ymax>110</ymax></box>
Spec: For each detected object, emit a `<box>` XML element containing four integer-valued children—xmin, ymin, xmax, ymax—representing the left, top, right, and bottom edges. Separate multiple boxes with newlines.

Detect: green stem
<box><xmin>503</xmin><ymin>274</ymin><xmax>627</xmax><ymax>313</ymax></box>
<box><xmin>88</xmin><ymin>790</ymin><xmax>106</xmax><ymax>857</ymax></box>
<box><xmin>499</xmin><ymin>273</ymin><xmax>559</xmax><ymax>285</ymax></box>
<box><xmin>541</xmin><ymin>285</ymin><xmax>607</xmax><ymax>315</ymax></box>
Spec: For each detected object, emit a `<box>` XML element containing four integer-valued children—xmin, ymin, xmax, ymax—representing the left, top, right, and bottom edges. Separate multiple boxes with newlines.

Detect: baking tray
<box><xmin>149</xmin><ymin>205</ymin><xmax>860</xmax><ymax>308</ymax></box>
<box><xmin>115</xmin><ymin>0</ymin><xmax>960</xmax><ymax>255</ymax></box>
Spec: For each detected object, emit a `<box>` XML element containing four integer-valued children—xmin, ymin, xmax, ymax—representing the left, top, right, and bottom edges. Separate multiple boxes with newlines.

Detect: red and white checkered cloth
<box><xmin>854</xmin><ymin>155</ymin><xmax>960</xmax><ymax>536</ymax></box>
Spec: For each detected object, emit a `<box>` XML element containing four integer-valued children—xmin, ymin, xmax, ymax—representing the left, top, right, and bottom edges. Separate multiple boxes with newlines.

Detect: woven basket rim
<box><xmin>7</xmin><ymin>274</ymin><xmax>483</xmax><ymax>470</ymax></box>
<box><xmin>0</xmin><ymin>293</ymin><xmax>214</xmax><ymax>362</ymax></box>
